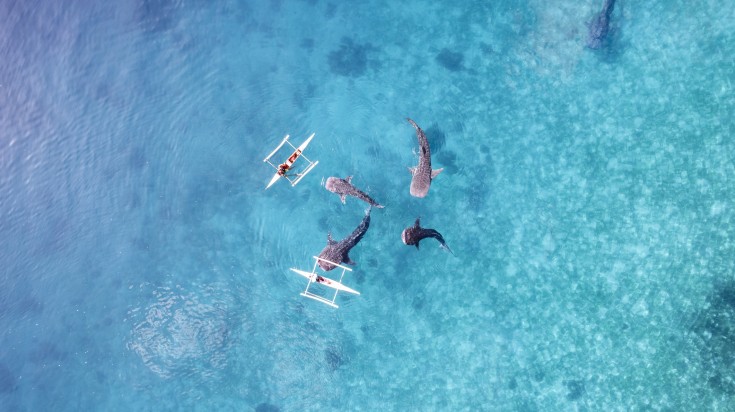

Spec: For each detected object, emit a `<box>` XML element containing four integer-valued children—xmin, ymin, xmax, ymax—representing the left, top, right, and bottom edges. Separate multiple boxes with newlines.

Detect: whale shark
<box><xmin>587</xmin><ymin>0</ymin><xmax>616</xmax><ymax>49</ymax></box>
<box><xmin>406</xmin><ymin>118</ymin><xmax>443</xmax><ymax>198</ymax></box>
<box><xmin>325</xmin><ymin>176</ymin><xmax>384</xmax><ymax>208</ymax></box>
<box><xmin>317</xmin><ymin>208</ymin><xmax>372</xmax><ymax>271</ymax></box>
<box><xmin>401</xmin><ymin>217</ymin><xmax>453</xmax><ymax>255</ymax></box>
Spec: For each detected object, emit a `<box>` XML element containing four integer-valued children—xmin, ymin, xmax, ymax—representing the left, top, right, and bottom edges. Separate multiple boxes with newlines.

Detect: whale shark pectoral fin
<box><xmin>340</xmin><ymin>194</ymin><xmax>346</xmax><ymax>204</ymax></box>
<box><xmin>431</xmin><ymin>168</ymin><xmax>444</xmax><ymax>179</ymax></box>
<box><xmin>327</xmin><ymin>232</ymin><xmax>336</xmax><ymax>245</ymax></box>
<box><xmin>414</xmin><ymin>217</ymin><xmax>421</xmax><ymax>228</ymax></box>
<box><xmin>408</xmin><ymin>166</ymin><xmax>417</xmax><ymax>175</ymax></box>
<box><xmin>345</xmin><ymin>255</ymin><xmax>356</xmax><ymax>265</ymax></box>
<box><xmin>414</xmin><ymin>242</ymin><xmax>420</xmax><ymax>250</ymax></box>
<box><xmin>346</xmin><ymin>175</ymin><xmax>352</xmax><ymax>183</ymax></box>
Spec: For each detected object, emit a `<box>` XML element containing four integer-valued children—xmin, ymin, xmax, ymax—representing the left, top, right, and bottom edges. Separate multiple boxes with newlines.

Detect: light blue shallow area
<box><xmin>1</xmin><ymin>0</ymin><xmax>734</xmax><ymax>410</ymax></box>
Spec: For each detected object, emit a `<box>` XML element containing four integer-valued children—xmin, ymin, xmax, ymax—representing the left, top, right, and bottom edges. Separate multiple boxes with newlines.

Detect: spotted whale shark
<box><xmin>401</xmin><ymin>217</ymin><xmax>453</xmax><ymax>255</ymax></box>
<box><xmin>406</xmin><ymin>118</ymin><xmax>443</xmax><ymax>198</ymax></box>
<box><xmin>587</xmin><ymin>0</ymin><xmax>616</xmax><ymax>49</ymax></box>
<box><xmin>317</xmin><ymin>208</ymin><xmax>372</xmax><ymax>271</ymax></box>
<box><xmin>325</xmin><ymin>176</ymin><xmax>384</xmax><ymax>208</ymax></box>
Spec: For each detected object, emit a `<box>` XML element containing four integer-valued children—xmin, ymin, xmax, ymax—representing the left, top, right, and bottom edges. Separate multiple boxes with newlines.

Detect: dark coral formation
<box><xmin>435</xmin><ymin>48</ymin><xmax>464</xmax><ymax>72</ymax></box>
<box><xmin>692</xmin><ymin>282</ymin><xmax>735</xmax><ymax>394</ymax></box>
<box><xmin>255</xmin><ymin>402</ymin><xmax>280</xmax><ymax>412</ymax></box>
<box><xmin>135</xmin><ymin>0</ymin><xmax>179</xmax><ymax>33</ymax></box>
<box><xmin>324</xmin><ymin>347</ymin><xmax>346</xmax><ymax>370</ymax></box>
<box><xmin>327</xmin><ymin>37</ymin><xmax>376</xmax><ymax>77</ymax></box>
<box><xmin>0</xmin><ymin>364</ymin><xmax>17</xmax><ymax>394</ymax></box>
<box><xmin>564</xmin><ymin>379</ymin><xmax>586</xmax><ymax>401</ymax></box>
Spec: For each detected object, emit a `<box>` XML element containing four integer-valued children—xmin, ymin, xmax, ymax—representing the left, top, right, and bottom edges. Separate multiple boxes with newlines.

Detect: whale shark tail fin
<box><xmin>440</xmin><ymin>242</ymin><xmax>454</xmax><ymax>256</ymax></box>
<box><xmin>430</xmin><ymin>228</ymin><xmax>453</xmax><ymax>256</ymax></box>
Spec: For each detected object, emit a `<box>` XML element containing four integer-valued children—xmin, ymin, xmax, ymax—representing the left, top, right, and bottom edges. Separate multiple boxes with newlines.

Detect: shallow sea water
<box><xmin>1</xmin><ymin>0</ymin><xmax>735</xmax><ymax>410</ymax></box>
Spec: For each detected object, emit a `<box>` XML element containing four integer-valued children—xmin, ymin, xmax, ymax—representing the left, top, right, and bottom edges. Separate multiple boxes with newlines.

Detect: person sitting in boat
<box><xmin>277</xmin><ymin>163</ymin><xmax>289</xmax><ymax>176</ymax></box>
<box><xmin>316</xmin><ymin>275</ymin><xmax>327</xmax><ymax>284</ymax></box>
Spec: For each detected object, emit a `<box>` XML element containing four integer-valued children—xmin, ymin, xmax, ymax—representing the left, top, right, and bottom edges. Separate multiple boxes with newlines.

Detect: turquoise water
<box><xmin>1</xmin><ymin>0</ymin><xmax>735</xmax><ymax>410</ymax></box>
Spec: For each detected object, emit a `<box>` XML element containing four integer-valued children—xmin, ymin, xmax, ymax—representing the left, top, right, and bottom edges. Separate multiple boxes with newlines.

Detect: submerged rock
<box><xmin>436</xmin><ymin>48</ymin><xmax>464</xmax><ymax>72</ymax></box>
<box><xmin>255</xmin><ymin>402</ymin><xmax>280</xmax><ymax>412</ymax></box>
<box><xmin>0</xmin><ymin>364</ymin><xmax>17</xmax><ymax>394</ymax></box>
<box><xmin>328</xmin><ymin>37</ymin><xmax>377</xmax><ymax>77</ymax></box>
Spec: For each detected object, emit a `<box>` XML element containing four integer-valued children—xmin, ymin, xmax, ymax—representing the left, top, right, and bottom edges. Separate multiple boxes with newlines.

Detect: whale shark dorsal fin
<box><xmin>340</xmin><ymin>194</ymin><xmax>346</xmax><ymax>204</ymax></box>
<box><xmin>408</xmin><ymin>166</ymin><xmax>416</xmax><ymax>175</ymax></box>
<box><xmin>346</xmin><ymin>176</ymin><xmax>352</xmax><ymax>183</ymax></box>
<box><xmin>327</xmin><ymin>232</ymin><xmax>336</xmax><ymax>245</ymax></box>
<box><xmin>431</xmin><ymin>168</ymin><xmax>444</xmax><ymax>179</ymax></box>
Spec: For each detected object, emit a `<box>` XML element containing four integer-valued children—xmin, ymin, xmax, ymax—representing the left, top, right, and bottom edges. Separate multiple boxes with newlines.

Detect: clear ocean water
<box><xmin>1</xmin><ymin>0</ymin><xmax>734</xmax><ymax>410</ymax></box>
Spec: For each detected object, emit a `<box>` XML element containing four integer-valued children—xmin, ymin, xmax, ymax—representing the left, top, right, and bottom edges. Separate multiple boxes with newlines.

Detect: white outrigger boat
<box><xmin>290</xmin><ymin>256</ymin><xmax>360</xmax><ymax>308</ymax></box>
<box><xmin>263</xmin><ymin>133</ymin><xmax>319</xmax><ymax>189</ymax></box>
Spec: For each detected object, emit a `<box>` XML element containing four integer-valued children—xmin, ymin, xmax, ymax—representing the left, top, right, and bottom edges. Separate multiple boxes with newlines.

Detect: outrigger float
<box><xmin>291</xmin><ymin>256</ymin><xmax>360</xmax><ymax>308</ymax></box>
<box><xmin>263</xmin><ymin>133</ymin><xmax>319</xmax><ymax>189</ymax></box>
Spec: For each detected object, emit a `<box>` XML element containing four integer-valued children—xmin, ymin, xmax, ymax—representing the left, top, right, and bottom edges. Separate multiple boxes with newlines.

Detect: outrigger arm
<box><xmin>290</xmin><ymin>256</ymin><xmax>359</xmax><ymax>308</ymax></box>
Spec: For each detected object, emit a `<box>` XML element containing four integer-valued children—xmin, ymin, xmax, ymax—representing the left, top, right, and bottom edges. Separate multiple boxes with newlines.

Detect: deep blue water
<box><xmin>1</xmin><ymin>0</ymin><xmax>735</xmax><ymax>410</ymax></box>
